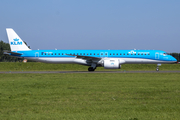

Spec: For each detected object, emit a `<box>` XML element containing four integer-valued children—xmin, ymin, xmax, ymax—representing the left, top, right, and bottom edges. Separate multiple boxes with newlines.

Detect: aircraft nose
<box><xmin>172</xmin><ymin>57</ymin><xmax>177</xmax><ymax>62</ymax></box>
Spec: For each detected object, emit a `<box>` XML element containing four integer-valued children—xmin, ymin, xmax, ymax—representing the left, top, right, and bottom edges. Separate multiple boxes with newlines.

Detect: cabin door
<box><xmin>155</xmin><ymin>53</ymin><xmax>159</xmax><ymax>59</ymax></box>
<box><xmin>35</xmin><ymin>52</ymin><xmax>39</xmax><ymax>58</ymax></box>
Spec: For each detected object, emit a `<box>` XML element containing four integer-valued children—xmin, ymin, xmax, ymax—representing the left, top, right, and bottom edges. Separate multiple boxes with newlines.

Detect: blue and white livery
<box><xmin>4</xmin><ymin>28</ymin><xmax>177</xmax><ymax>71</ymax></box>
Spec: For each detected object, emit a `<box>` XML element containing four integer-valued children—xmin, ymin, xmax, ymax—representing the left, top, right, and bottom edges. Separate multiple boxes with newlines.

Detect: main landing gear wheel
<box><xmin>88</xmin><ymin>67</ymin><xmax>95</xmax><ymax>71</ymax></box>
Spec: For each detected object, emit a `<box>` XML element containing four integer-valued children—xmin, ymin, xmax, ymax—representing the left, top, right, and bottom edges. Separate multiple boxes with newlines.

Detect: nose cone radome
<box><xmin>172</xmin><ymin>57</ymin><xmax>177</xmax><ymax>62</ymax></box>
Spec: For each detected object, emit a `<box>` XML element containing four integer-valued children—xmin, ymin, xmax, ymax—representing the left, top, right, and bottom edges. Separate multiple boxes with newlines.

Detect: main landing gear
<box><xmin>88</xmin><ymin>63</ymin><xmax>97</xmax><ymax>72</ymax></box>
<box><xmin>88</xmin><ymin>67</ymin><xmax>96</xmax><ymax>71</ymax></box>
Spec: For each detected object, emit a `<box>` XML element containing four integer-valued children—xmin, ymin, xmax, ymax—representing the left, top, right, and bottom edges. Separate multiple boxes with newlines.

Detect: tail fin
<box><xmin>6</xmin><ymin>28</ymin><xmax>31</xmax><ymax>51</ymax></box>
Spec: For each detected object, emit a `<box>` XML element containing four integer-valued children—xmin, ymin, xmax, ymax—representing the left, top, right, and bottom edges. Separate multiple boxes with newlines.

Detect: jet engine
<box><xmin>103</xmin><ymin>59</ymin><xmax>121</xmax><ymax>69</ymax></box>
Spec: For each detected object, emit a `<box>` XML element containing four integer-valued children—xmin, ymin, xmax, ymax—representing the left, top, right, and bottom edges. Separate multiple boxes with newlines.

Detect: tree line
<box><xmin>0</xmin><ymin>40</ymin><xmax>23</xmax><ymax>62</ymax></box>
<box><xmin>0</xmin><ymin>40</ymin><xmax>180</xmax><ymax>62</ymax></box>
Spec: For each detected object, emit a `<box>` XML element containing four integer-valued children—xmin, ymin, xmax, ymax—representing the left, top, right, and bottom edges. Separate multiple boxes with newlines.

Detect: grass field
<box><xmin>0</xmin><ymin>62</ymin><xmax>180</xmax><ymax>71</ymax></box>
<box><xmin>0</xmin><ymin>73</ymin><xmax>180</xmax><ymax>119</ymax></box>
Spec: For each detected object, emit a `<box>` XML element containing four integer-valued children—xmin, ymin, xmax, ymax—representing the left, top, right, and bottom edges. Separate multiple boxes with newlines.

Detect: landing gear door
<box><xmin>155</xmin><ymin>52</ymin><xmax>159</xmax><ymax>59</ymax></box>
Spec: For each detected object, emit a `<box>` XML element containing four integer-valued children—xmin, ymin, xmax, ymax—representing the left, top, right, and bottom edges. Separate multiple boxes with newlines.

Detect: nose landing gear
<box><xmin>156</xmin><ymin>67</ymin><xmax>159</xmax><ymax>71</ymax></box>
<box><xmin>156</xmin><ymin>64</ymin><xmax>161</xmax><ymax>71</ymax></box>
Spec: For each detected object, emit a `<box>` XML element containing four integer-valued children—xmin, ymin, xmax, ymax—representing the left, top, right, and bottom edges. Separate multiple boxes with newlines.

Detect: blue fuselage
<box><xmin>11</xmin><ymin>49</ymin><xmax>177</xmax><ymax>65</ymax></box>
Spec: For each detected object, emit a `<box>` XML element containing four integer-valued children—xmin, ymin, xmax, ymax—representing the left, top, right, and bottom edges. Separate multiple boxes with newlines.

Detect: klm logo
<box><xmin>128</xmin><ymin>50</ymin><xmax>136</xmax><ymax>54</ymax></box>
<box><xmin>11</xmin><ymin>38</ymin><xmax>22</xmax><ymax>45</ymax></box>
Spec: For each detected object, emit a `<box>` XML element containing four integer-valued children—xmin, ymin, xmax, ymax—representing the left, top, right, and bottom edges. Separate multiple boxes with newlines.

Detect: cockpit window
<box><xmin>163</xmin><ymin>53</ymin><xmax>170</xmax><ymax>55</ymax></box>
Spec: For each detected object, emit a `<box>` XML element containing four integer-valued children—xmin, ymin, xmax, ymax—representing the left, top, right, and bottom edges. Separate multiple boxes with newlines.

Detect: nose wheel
<box><xmin>156</xmin><ymin>64</ymin><xmax>161</xmax><ymax>71</ymax></box>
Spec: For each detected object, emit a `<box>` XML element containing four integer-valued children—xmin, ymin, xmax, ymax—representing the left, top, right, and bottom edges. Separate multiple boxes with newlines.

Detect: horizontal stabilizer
<box><xmin>3</xmin><ymin>51</ymin><xmax>22</xmax><ymax>55</ymax></box>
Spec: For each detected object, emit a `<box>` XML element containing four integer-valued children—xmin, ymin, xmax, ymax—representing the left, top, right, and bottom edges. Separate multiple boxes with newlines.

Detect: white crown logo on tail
<box><xmin>11</xmin><ymin>38</ymin><xmax>22</xmax><ymax>45</ymax></box>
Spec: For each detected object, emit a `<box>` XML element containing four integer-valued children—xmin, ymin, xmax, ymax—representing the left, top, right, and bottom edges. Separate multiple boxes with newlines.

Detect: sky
<box><xmin>0</xmin><ymin>0</ymin><xmax>179</xmax><ymax>52</ymax></box>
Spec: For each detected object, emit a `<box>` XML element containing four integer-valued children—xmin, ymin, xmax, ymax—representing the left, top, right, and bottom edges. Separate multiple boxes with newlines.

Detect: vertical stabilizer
<box><xmin>6</xmin><ymin>28</ymin><xmax>31</xmax><ymax>51</ymax></box>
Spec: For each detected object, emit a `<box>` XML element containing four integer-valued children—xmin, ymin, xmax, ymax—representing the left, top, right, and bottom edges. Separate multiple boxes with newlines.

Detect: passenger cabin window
<box><xmin>94</xmin><ymin>53</ymin><xmax>95</xmax><ymax>55</ymax></box>
<box><xmin>58</xmin><ymin>53</ymin><xmax>60</xmax><ymax>55</ymax></box>
<box><xmin>138</xmin><ymin>53</ymin><xmax>140</xmax><ymax>55</ymax></box>
<box><xmin>51</xmin><ymin>53</ymin><xmax>53</xmax><ymax>55</ymax></box>
<box><xmin>113</xmin><ymin>53</ymin><xmax>115</xmax><ymax>55</ymax></box>
<box><xmin>141</xmin><ymin>53</ymin><xmax>143</xmax><ymax>55</ymax></box>
<box><xmin>116</xmin><ymin>53</ymin><xmax>118</xmax><ymax>55</ymax></box>
<box><xmin>90</xmin><ymin>53</ymin><xmax>92</xmax><ymax>55</ymax></box>
<box><xmin>62</xmin><ymin>53</ymin><xmax>63</xmax><ymax>55</ymax></box>
<box><xmin>110</xmin><ymin>53</ymin><xmax>111</xmax><ymax>55</ymax></box>
<box><xmin>127</xmin><ymin>53</ymin><xmax>129</xmax><ymax>55</ymax></box>
<box><xmin>148</xmin><ymin>53</ymin><xmax>150</xmax><ymax>55</ymax></box>
<box><xmin>105</xmin><ymin>53</ymin><xmax>107</xmax><ymax>55</ymax></box>
<box><xmin>45</xmin><ymin>53</ymin><xmax>46</xmax><ymax>55</ymax></box>
<box><xmin>97</xmin><ymin>53</ymin><xmax>99</xmax><ymax>55</ymax></box>
<box><xmin>41</xmin><ymin>52</ymin><xmax>43</xmax><ymax>55</ymax></box>
<box><xmin>123</xmin><ymin>53</ymin><xmax>125</xmax><ymax>55</ymax></box>
<box><xmin>55</xmin><ymin>53</ymin><xmax>56</xmax><ymax>55</ymax></box>
<box><xmin>101</xmin><ymin>53</ymin><xmax>103</xmax><ymax>55</ymax></box>
<box><xmin>131</xmin><ymin>53</ymin><xmax>133</xmax><ymax>55</ymax></box>
<box><xmin>120</xmin><ymin>53</ymin><xmax>122</xmax><ymax>55</ymax></box>
<box><xmin>48</xmin><ymin>53</ymin><xmax>50</xmax><ymax>55</ymax></box>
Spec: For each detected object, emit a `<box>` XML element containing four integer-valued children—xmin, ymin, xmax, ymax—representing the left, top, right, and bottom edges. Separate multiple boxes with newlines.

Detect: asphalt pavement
<box><xmin>0</xmin><ymin>71</ymin><xmax>180</xmax><ymax>74</ymax></box>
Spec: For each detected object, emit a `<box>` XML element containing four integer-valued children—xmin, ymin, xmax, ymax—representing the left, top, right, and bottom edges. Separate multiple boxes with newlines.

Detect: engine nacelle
<box><xmin>103</xmin><ymin>59</ymin><xmax>121</xmax><ymax>69</ymax></box>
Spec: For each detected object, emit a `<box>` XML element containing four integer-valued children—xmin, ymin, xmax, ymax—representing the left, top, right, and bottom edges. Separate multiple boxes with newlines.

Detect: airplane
<box><xmin>4</xmin><ymin>28</ymin><xmax>177</xmax><ymax>71</ymax></box>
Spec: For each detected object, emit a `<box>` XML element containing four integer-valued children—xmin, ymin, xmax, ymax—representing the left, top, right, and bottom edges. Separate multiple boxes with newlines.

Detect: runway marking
<box><xmin>0</xmin><ymin>71</ymin><xmax>180</xmax><ymax>74</ymax></box>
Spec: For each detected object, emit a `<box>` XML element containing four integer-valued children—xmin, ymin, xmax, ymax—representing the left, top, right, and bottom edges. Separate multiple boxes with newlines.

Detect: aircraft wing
<box><xmin>66</xmin><ymin>54</ymin><xmax>101</xmax><ymax>61</ymax></box>
<box><xmin>3</xmin><ymin>51</ymin><xmax>22</xmax><ymax>55</ymax></box>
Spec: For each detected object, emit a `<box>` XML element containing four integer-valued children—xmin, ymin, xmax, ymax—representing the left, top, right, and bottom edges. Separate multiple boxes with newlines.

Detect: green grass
<box><xmin>0</xmin><ymin>62</ymin><xmax>179</xmax><ymax>71</ymax></box>
<box><xmin>0</xmin><ymin>73</ymin><xmax>180</xmax><ymax>119</ymax></box>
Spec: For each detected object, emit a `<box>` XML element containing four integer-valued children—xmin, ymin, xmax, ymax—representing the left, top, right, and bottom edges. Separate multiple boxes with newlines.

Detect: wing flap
<box><xmin>66</xmin><ymin>54</ymin><xmax>101</xmax><ymax>60</ymax></box>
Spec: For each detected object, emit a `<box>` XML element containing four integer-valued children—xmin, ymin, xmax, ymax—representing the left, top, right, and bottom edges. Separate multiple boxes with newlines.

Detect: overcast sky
<box><xmin>0</xmin><ymin>0</ymin><xmax>179</xmax><ymax>52</ymax></box>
